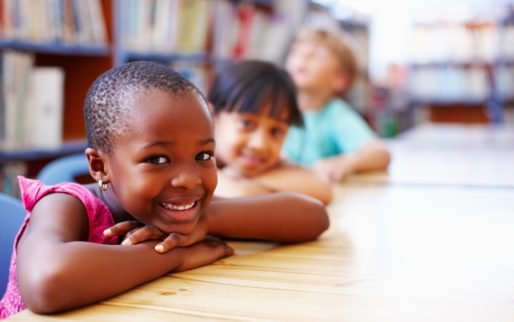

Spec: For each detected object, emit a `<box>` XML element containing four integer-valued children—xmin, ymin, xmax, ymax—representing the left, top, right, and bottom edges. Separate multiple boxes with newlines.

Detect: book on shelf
<box><xmin>408</xmin><ymin>66</ymin><xmax>489</xmax><ymax>102</ymax></box>
<box><xmin>494</xmin><ymin>65</ymin><xmax>514</xmax><ymax>101</ymax></box>
<box><xmin>1</xmin><ymin>51</ymin><xmax>34</xmax><ymax>151</ymax></box>
<box><xmin>0</xmin><ymin>0</ymin><xmax>107</xmax><ymax>45</ymax></box>
<box><xmin>26</xmin><ymin>67</ymin><xmax>65</xmax><ymax>149</ymax></box>
<box><xmin>118</xmin><ymin>0</ymin><xmax>304</xmax><ymax>63</ymax></box>
<box><xmin>151</xmin><ymin>0</ymin><xmax>180</xmax><ymax>52</ymax></box>
<box><xmin>411</xmin><ymin>24</ymin><xmax>497</xmax><ymax>64</ymax></box>
<box><xmin>121</xmin><ymin>0</ymin><xmax>211</xmax><ymax>54</ymax></box>
<box><xmin>175</xmin><ymin>0</ymin><xmax>210</xmax><ymax>53</ymax></box>
<box><xmin>211</xmin><ymin>0</ymin><xmax>304</xmax><ymax>63</ymax></box>
<box><xmin>0</xmin><ymin>51</ymin><xmax>64</xmax><ymax>151</ymax></box>
<box><xmin>499</xmin><ymin>24</ymin><xmax>514</xmax><ymax>60</ymax></box>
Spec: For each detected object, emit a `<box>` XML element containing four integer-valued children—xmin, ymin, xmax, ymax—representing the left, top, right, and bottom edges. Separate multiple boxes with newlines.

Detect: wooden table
<box><xmin>349</xmin><ymin>123</ymin><xmax>514</xmax><ymax>188</ymax></box>
<box><xmin>7</xmin><ymin>124</ymin><xmax>514</xmax><ymax>321</ymax></box>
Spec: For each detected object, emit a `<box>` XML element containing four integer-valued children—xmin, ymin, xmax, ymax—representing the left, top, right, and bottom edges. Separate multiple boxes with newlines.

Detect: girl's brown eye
<box><xmin>196</xmin><ymin>152</ymin><xmax>214</xmax><ymax>161</ymax></box>
<box><xmin>146</xmin><ymin>156</ymin><xmax>168</xmax><ymax>164</ymax></box>
<box><xmin>240</xmin><ymin>119</ymin><xmax>256</xmax><ymax>130</ymax></box>
<box><xmin>271</xmin><ymin>128</ymin><xmax>285</xmax><ymax>138</ymax></box>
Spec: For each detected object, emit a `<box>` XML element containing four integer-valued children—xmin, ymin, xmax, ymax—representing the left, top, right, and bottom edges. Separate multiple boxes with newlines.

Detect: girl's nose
<box><xmin>170</xmin><ymin>168</ymin><xmax>201</xmax><ymax>189</ymax></box>
<box><xmin>247</xmin><ymin>129</ymin><xmax>268</xmax><ymax>151</ymax></box>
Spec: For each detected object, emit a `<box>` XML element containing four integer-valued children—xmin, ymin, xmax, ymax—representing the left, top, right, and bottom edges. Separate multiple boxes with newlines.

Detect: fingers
<box><xmin>103</xmin><ymin>221</ymin><xmax>141</xmax><ymax>237</ymax></box>
<box><xmin>155</xmin><ymin>224</ymin><xmax>209</xmax><ymax>253</ymax></box>
<box><xmin>121</xmin><ymin>226</ymin><xmax>167</xmax><ymax>245</ymax></box>
<box><xmin>155</xmin><ymin>233</ymin><xmax>187</xmax><ymax>253</ymax></box>
<box><xmin>176</xmin><ymin>238</ymin><xmax>234</xmax><ymax>272</ymax></box>
<box><xmin>201</xmin><ymin>237</ymin><xmax>234</xmax><ymax>257</ymax></box>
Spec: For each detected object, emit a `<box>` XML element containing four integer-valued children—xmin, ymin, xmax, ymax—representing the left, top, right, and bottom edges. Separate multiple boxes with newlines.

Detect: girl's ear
<box><xmin>332</xmin><ymin>72</ymin><xmax>349</xmax><ymax>94</ymax></box>
<box><xmin>85</xmin><ymin>147</ymin><xmax>110</xmax><ymax>183</ymax></box>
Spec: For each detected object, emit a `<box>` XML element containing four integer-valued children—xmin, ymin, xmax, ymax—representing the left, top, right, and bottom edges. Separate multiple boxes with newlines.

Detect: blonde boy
<box><xmin>283</xmin><ymin>26</ymin><xmax>391</xmax><ymax>182</ymax></box>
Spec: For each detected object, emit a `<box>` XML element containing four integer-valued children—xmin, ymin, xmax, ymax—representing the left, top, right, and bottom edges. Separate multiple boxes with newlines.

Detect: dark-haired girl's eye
<box><xmin>271</xmin><ymin>127</ymin><xmax>286</xmax><ymax>138</ymax></box>
<box><xmin>240</xmin><ymin>119</ymin><xmax>256</xmax><ymax>130</ymax></box>
<box><xmin>196</xmin><ymin>151</ymin><xmax>214</xmax><ymax>161</ymax></box>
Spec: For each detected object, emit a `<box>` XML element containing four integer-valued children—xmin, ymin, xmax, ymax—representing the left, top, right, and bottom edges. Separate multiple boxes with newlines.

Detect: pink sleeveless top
<box><xmin>0</xmin><ymin>177</ymin><xmax>118</xmax><ymax>319</ymax></box>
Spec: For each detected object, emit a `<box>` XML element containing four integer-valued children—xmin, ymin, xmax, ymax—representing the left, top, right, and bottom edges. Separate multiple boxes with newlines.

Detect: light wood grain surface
<box><xmin>7</xmin><ymin>124</ymin><xmax>514</xmax><ymax>321</ymax></box>
<box><xmin>349</xmin><ymin>123</ymin><xmax>514</xmax><ymax>188</ymax></box>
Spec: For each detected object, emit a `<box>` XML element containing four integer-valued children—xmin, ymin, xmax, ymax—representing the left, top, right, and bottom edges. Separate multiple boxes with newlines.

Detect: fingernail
<box><xmin>155</xmin><ymin>244</ymin><xmax>164</xmax><ymax>253</ymax></box>
<box><xmin>103</xmin><ymin>229</ymin><xmax>111</xmax><ymax>236</ymax></box>
<box><xmin>121</xmin><ymin>239</ymin><xmax>131</xmax><ymax>245</ymax></box>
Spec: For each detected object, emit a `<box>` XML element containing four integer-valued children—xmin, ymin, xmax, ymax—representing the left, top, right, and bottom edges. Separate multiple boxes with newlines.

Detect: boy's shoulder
<box><xmin>317</xmin><ymin>98</ymin><xmax>356</xmax><ymax>118</ymax></box>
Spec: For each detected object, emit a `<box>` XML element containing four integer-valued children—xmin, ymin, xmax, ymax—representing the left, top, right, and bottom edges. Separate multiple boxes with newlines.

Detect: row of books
<box><xmin>119</xmin><ymin>0</ymin><xmax>305</xmax><ymax>63</ymax></box>
<box><xmin>0</xmin><ymin>51</ymin><xmax>64</xmax><ymax>151</ymax></box>
<box><xmin>410</xmin><ymin>24</ymin><xmax>503</xmax><ymax>64</ymax></box>
<box><xmin>408</xmin><ymin>67</ymin><xmax>490</xmax><ymax>102</ymax></box>
<box><xmin>0</xmin><ymin>0</ymin><xmax>107</xmax><ymax>45</ymax></box>
<box><xmin>120</xmin><ymin>0</ymin><xmax>210</xmax><ymax>54</ymax></box>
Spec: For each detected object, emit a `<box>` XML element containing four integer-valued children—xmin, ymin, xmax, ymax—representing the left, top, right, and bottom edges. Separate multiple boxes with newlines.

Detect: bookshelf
<box><xmin>407</xmin><ymin>16</ymin><xmax>514</xmax><ymax>124</ymax></box>
<box><xmin>3</xmin><ymin>0</ymin><xmax>366</xmax><ymax>195</ymax></box>
<box><xmin>0</xmin><ymin>0</ymin><xmax>113</xmax><ymax>194</ymax></box>
<box><xmin>113</xmin><ymin>0</ymin><xmax>307</xmax><ymax>93</ymax></box>
<box><xmin>1</xmin><ymin>0</ymin><xmax>306</xmax><ymax>194</ymax></box>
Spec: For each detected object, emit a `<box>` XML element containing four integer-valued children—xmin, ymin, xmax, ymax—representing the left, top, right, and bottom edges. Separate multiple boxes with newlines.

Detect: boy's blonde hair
<box><xmin>294</xmin><ymin>26</ymin><xmax>358</xmax><ymax>94</ymax></box>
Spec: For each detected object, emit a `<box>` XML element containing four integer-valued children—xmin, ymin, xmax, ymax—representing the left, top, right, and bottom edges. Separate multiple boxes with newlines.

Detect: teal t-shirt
<box><xmin>283</xmin><ymin>99</ymin><xmax>375</xmax><ymax>166</ymax></box>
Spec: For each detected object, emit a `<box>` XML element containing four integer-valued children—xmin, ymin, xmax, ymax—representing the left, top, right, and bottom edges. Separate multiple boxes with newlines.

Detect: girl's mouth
<box><xmin>161</xmin><ymin>200</ymin><xmax>196</xmax><ymax>211</ymax></box>
<box><xmin>159</xmin><ymin>199</ymin><xmax>201</xmax><ymax>224</ymax></box>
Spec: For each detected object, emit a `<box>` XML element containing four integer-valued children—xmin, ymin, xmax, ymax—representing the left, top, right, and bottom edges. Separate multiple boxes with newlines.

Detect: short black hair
<box><xmin>208</xmin><ymin>60</ymin><xmax>303</xmax><ymax>127</ymax></box>
<box><xmin>84</xmin><ymin>61</ymin><xmax>204</xmax><ymax>154</ymax></box>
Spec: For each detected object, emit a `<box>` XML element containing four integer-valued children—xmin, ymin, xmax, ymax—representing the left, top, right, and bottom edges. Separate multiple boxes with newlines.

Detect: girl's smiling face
<box><xmin>102</xmin><ymin>89</ymin><xmax>217</xmax><ymax>235</ymax></box>
<box><xmin>215</xmin><ymin>101</ymin><xmax>290</xmax><ymax>178</ymax></box>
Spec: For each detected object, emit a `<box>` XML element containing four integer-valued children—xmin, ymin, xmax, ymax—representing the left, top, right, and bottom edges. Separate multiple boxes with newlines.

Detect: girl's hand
<box><xmin>104</xmin><ymin>218</ymin><xmax>210</xmax><ymax>253</ymax></box>
<box><xmin>314</xmin><ymin>156</ymin><xmax>355</xmax><ymax>182</ymax></box>
<box><xmin>176</xmin><ymin>236</ymin><xmax>234</xmax><ymax>272</ymax></box>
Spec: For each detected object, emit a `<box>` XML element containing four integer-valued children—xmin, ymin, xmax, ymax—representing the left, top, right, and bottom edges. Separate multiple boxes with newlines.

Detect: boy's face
<box><xmin>286</xmin><ymin>39</ymin><xmax>344</xmax><ymax>94</ymax></box>
<box><xmin>215</xmin><ymin>102</ymin><xmax>290</xmax><ymax>177</ymax></box>
<box><xmin>104</xmin><ymin>89</ymin><xmax>217</xmax><ymax>235</ymax></box>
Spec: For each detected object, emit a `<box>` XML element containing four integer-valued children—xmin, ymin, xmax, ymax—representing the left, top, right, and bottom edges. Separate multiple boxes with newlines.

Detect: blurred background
<box><xmin>1</xmin><ymin>0</ymin><xmax>513</xmax><ymax>194</ymax></box>
<box><xmin>121</xmin><ymin>0</ymin><xmax>514</xmax><ymax>135</ymax></box>
<box><xmin>308</xmin><ymin>0</ymin><xmax>514</xmax><ymax>134</ymax></box>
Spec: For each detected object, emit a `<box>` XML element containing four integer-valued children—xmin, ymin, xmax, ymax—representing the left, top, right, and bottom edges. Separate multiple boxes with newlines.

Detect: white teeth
<box><xmin>162</xmin><ymin>201</ymin><xmax>196</xmax><ymax>211</ymax></box>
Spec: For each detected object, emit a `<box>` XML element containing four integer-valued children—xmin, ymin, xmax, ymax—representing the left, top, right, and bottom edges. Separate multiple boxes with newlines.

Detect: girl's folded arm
<box><xmin>253</xmin><ymin>163</ymin><xmax>333</xmax><ymax>204</ymax></box>
<box><xmin>215</xmin><ymin>170</ymin><xmax>273</xmax><ymax>198</ymax></box>
<box><xmin>16</xmin><ymin>193</ymin><xmax>231</xmax><ymax>314</ymax></box>
<box><xmin>206</xmin><ymin>192</ymin><xmax>330</xmax><ymax>243</ymax></box>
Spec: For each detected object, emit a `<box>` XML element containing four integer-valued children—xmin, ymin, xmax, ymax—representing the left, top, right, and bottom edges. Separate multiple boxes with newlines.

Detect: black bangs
<box><xmin>208</xmin><ymin>60</ymin><xmax>304</xmax><ymax>127</ymax></box>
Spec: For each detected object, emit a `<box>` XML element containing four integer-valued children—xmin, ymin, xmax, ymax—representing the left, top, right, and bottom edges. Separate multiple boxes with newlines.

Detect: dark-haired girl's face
<box><xmin>103</xmin><ymin>89</ymin><xmax>217</xmax><ymax>235</ymax></box>
<box><xmin>215</xmin><ymin>102</ymin><xmax>290</xmax><ymax>177</ymax></box>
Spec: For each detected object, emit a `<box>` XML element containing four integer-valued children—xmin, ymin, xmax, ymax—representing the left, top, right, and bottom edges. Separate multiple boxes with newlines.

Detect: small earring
<box><xmin>98</xmin><ymin>179</ymin><xmax>108</xmax><ymax>192</ymax></box>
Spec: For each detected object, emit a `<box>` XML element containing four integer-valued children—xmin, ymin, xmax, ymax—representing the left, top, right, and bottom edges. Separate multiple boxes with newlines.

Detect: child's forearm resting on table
<box><xmin>16</xmin><ymin>194</ymin><xmax>232</xmax><ymax>314</ymax></box>
<box><xmin>342</xmin><ymin>140</ymin><xmax>391</xmax><ymax>173</ymax></box>
<box><xmin>206</xmin><ymin>192</ymin><xmax>330</xmax><ymax>242</ymax></box>
<box><xmin>18</xmin><ymin>239</ymin><xmax>231</xmax><ymax>314</ymax></box>
<box><xmin>315</xmin><ymin>139</ymin><xmax>391</xmax><ymax>182</ymax></box>
<box><xmin>252</xmin><ymin>165</ymin><xmax>333</xmax><ymax>204</ymax></box>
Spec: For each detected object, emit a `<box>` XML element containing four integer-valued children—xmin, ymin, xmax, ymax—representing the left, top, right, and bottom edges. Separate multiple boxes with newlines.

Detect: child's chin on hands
<box><xmin>103</xmin><ymin>217</ymin><xmax>210</xmax><ymax>253</ymax></box>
